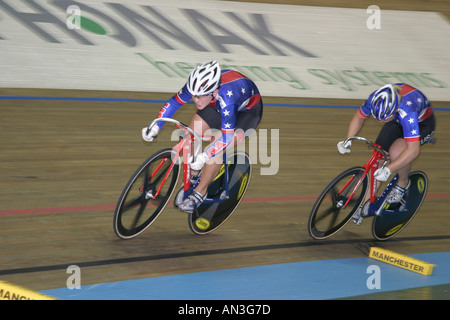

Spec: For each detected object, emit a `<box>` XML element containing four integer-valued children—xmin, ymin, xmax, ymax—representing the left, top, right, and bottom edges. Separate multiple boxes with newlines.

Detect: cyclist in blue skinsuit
<box><xmin>142</xmin><ymin>60</ymin><xmax>263</xmax><ymax>213</ymax></box>
<box><xmin>337</xmin><ymin>83</ymin><xmax>436</xmax><ymax>217</ymax></box>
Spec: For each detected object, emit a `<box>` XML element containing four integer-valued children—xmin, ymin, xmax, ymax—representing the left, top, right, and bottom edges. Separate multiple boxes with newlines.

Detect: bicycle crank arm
<box><xmin>145</xmin><ymin>190</ymin><xmax>154</xmax><ymax>200</ymax></box>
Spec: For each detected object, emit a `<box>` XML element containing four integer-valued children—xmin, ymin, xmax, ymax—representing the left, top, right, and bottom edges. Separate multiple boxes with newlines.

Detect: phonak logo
<box><xmin>0</xmin><ymin>0</ymin><xmax>317</xmax><ymax>57</ymax></box>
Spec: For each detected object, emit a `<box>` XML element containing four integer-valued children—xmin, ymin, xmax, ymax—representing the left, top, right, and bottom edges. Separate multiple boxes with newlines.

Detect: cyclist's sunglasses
<box><xmin>193</xmin><ymin>93</ymin><xmax>213</xmax><ymax>99</ymax></box>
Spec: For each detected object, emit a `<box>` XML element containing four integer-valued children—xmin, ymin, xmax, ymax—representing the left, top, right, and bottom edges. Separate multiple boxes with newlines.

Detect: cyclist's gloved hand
<box><xmin>142</xmin><ymin>125</ymin><xmax>159</xmax><ymax>142</ymax></box>
<box><xmin>189</xmin><ymin>153</ymin><xmax>208</xmax><ymax>171</ymax></box>
<box><xmin>374</xmin><ymin>167</ymin><xmax>391</xmax><ymax>181</ymax></box>
<box><xmin>337</xmin><ymin>140</ymin><xmax>352</xmax><ymax>154</ymax></box>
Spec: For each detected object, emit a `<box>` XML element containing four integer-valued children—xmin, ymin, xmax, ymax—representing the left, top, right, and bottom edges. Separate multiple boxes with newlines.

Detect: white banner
<box><xmin>0</xmin><ymin>0</ymin><xmax>449</xmax><ymax>100</ymax></box>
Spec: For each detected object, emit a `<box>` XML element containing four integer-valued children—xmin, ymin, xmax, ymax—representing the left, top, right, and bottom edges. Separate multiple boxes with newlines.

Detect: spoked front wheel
<box><xmin>113</xmin><ymin>148</ymin><xmax>179</xmax><ymax>239</ymax></box>
<box><xmin>308</xmin><ymin>167</ymin><xmax>368</xmax><ymax>239</ymax></box>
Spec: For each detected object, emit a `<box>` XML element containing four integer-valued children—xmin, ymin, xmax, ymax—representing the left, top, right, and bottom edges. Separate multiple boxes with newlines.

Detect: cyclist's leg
<box><xmin>420</xmin><ymin>112</ymin><xmax>436</xmax><ymax>145</ymax></box>
<box><xmin>387</xmin><ymin>138</ymin><xmax>412</xmax><ymax>188</ymax></box>
<box><xmin>193</xmin><ymin>102</ymin><xmax>262</xmax><ymax>196</ymax></box>
<box><xmin>189</xmin><ymin>107</ymin><xmax>223</xmax><ymax>197</ymax></box>
<box><xmin>235</xmin><ymin>102</ymin><xmax>263</xmax><ymax>136</ymax></box>
<box><xmin>382</xmin><ymin>113</ymin><xmax>435</xmax><ymax>189</ymax></box>
<box><xmin>349</xmin><ymin>122</ymin><xmax>399</xmax><ymax>208</ymax></box>
<box><xmin>194</xmin><ymin>132</ymin><xmax>240</xmax><ymax>197</ymax></box>
<box><xmin>375</xmin><ymin>121</ymin><xmax>402</xmax><ymax>160</ymax></box>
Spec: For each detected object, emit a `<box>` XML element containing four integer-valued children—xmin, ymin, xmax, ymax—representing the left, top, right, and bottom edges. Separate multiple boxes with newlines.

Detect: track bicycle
<box><xmin>308</xmin><ymin>136</ymin><xmax>428</xmax><ymax>241</ymax></box>
<box><xmin>113</xmin><ymin>118</ymin><xmax>252</xmax><ymax>239</ymax></box>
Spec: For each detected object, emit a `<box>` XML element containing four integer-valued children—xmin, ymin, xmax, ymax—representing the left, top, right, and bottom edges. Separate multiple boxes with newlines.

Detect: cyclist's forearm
<box><xmin>346</xmin><ymin>111</ymin><xmax>366</xmax><ymax>138</ymax></box>
<box><xmin>155</xmin><ymin>87</ymin><xmax>190</xmax><ymax>128</ymax></box>
<box><xmin>155</xmin><ymin>100</ymin><xmax>182</xmax><ymax>128</ymax></box>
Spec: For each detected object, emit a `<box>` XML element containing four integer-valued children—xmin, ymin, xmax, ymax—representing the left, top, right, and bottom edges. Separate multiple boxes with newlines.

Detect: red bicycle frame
<box><xmin>339</xmin><ymin>137</ymin><xmax>390</xmax><ymax>208</ymax></box>
<box><xmin>144</xmin><ymin>118</ymin><xmax>203</xmax><ymax>200</ymax></box>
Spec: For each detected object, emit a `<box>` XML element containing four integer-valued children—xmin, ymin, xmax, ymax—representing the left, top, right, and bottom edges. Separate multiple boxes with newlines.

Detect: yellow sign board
<box><xmin>0</xmin><ymin>281</ymin><xmax>56</xmax><ymax>300</ymax></box>
<box><xmin>369</xmin><ymin>247</ymin><xmax>434</xmax><ymax>276</ymax></box>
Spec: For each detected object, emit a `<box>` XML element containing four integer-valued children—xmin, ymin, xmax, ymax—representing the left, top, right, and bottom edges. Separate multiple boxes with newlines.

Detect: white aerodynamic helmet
<box><xmin>186</xmin><ymin>60</ymin><xmax>222</xmax><ymax>96</ymax></box>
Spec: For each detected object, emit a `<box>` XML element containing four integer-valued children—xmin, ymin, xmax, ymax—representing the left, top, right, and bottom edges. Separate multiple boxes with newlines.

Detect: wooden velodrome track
<box><xmin>1</xmin><ymin>88</ymin><xmax>449</xmax><ymax>298</ymax></box>
<box><xmin>1</xmin><ymin>1</ymin><xmax>450</xmax><ymax>300</ymax></box>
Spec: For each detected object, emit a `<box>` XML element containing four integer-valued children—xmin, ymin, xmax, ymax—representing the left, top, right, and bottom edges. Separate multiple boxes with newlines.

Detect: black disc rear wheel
<box><xmin>372</xmin><ymin>171</ymin><xmax>428</xmax><ymax>240</ymax></box>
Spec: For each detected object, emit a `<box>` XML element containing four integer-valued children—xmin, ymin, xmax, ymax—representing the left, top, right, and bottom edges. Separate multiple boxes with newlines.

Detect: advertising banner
<box><xmin>1</xmin><ymin>0</ymin><xmax>449</xmax><ymax>100</ymax></box>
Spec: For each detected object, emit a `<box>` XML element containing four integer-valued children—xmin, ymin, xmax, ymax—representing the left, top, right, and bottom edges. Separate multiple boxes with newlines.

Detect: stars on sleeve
<box><xmin>406</xmin><ymin>117</ymin><xmax>418</xmax><ymax>136</ymax></box>
<box><xmin>405</xmin><ymin>98</ymin><xmax>424</xmax><ymax>106</ymax></box>
<box><xmin>223</xmin><ymin>109</ymin><xmax>230</xmax><ymax>117</ymax></box>
<box><xmin>241</xmin><ymin>88</ymin><xmax>246</xmax><ymax>94</ymax></box>
<box><xmin>226</xmin><ymin>90</ymin><xmax>233</xmax><ymax>97</ymax></box>
<box><xmin>224</xmin><ymin>123</ymin><xmax>231</xmax><ymax>129</ymax></box>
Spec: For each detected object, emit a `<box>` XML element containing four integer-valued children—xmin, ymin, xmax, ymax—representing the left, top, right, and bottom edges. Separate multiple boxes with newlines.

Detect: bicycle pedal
<box><xmin>352</xmin><ymin>215</ymin><xmax>364</xmax><ymax>226</ymax></box>
<box><xmin>219</xmin><ymin>190</ymin><xmax>227</xmax><ymax>199</ymax></box>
